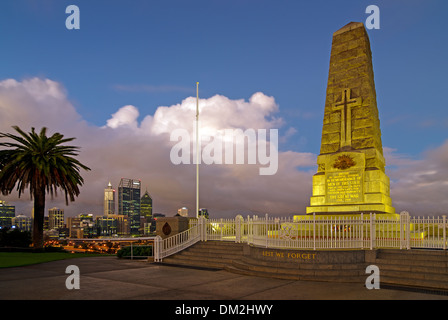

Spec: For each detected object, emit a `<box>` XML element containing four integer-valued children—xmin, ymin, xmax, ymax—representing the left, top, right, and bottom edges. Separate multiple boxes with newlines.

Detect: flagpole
<box><xmin>196</xmin><ymin>82</ymin><xmax>199</xmax><ymax>219</ymax></box>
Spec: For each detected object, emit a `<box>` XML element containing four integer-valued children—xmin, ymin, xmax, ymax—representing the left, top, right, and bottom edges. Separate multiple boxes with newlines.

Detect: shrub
<box><xmin>117</xmin><ymin>245</ymin><xmax>152</xmax><ymax>259</ymax></box>
<box><xmin>0</xmin><ymin>228</ymin><xmax>32</xmax><ymax>248</ymax></box>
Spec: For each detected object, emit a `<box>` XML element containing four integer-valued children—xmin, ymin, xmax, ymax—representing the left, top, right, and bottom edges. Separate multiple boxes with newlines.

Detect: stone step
<box><xmin>194</xmin><ymin>241</ymin><xmax>244</xmax><ymax>246</ymax></box>
<box><xmin>162</xmin><ymin>254</ymin><xmax>229</xmax><ymax>269</ymax></box>
<box><xmin>375</xmin><ymin>257</ymin><xmax>448</xmax><ymax>269</ymax></box>
<box><xmin>180</xmin><ymin>250</ymin><xmax>242</xmax><ymax>261</ymax></box>
<box><xmin>159</xmin><ymin>241</ymin><xmax>244</xmax><ymax>270</ymax></box>
<box><xmin>231</xmin><ymin>259</ymin><xmax>364</xmax><ymax>278</ymax></box>
<box><xmin>157</xmin><ymin>241</ymin><xmax>448</xmax><ymax>292</ymax></box>
<box><xmin>380</xmin><ymin>275</ymin><xmax>448</xmax><ymax>291</ymax></box>
<box><xmin>239</xmin><ymin>256</ymin><xmax>363</xmax><ymax>271</ymax></box>
<box><xmin>225</xmin><ymin>261</ymin><xmax>364</xmax><ymax>283</ymax></box>
<box><xmin>371</xmin><ymin>250</ymin><xmax>448</xmax><ymax>290</ymax></box>
<box><xmin>375</xmin><ymin>258</ymin><xmax>448</xmax><ymax>274</ymax></box>
<box><xmin>183</xmin><ymin>245</ymin><xmax>244</xmax><ymax>256</ymax></box>
<box><xmin>164</xmin><ymin>251</ymin><xmax>235</xmax><ymax>265</ymax></box>
<box><xmin>379</xmin><ymin>268</ymin><xmax>448</xmax><ymax>283</ymax></box>
<box><xmin>374</xmin><ymin>260</ymin><xmax>448</xmax><ymax>276</ymax></box>
<box><xmin>377</xmin><ymin>249</ymin><xmax>448</xmax><ymax>262</ymax></box>
<box><xmin>161</xmin><ymin>257</ymin><xmax>225</xmax><ymax>270</ymax></box>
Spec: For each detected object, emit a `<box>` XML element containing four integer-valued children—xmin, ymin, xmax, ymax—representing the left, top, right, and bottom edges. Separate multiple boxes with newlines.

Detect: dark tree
<box><xmin>0</xmin><ymin>126</ymin><xmax>90</xmax><ymax>248</ymax></box>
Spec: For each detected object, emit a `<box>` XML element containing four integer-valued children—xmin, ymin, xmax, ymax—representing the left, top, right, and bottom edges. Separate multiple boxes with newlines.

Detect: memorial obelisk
<box><xmin>305</xmin><ymin>22</ymin><xmax>396</xmax><ymax>216</ymax></box>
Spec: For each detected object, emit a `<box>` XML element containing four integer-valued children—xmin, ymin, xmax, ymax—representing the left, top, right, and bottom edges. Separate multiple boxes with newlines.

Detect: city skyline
<box><xmin>0</xmin><ymin>1</ymin><xmax>447</xmax><ymax>218</ymax></box>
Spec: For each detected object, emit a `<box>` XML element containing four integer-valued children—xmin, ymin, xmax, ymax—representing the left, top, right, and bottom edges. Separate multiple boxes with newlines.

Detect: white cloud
<box><xmin>1</xmin><ymin>77</ymin><xmax>446</xmax><ymax>219</ymax></box>
<box><xmin>149</xmin><ymin>92</ymin><xmax>282</xmax><ymax>137</ymax></box>
<box><xmin>386</xmin><ymin>142</ymin><xmax>448</xmax><ymax>215</ymax></box>
<box><xmin>0</xmin><ymin>78</ymin><xmax>82</xmax><ymax>133</ymax></box>
<box><xmin>105</xmin><ymin>105</ymin><xmax>140</xmax><ymax>129</ymax></box>
<box><xmin>0</xmin><ymin>78</ymin><xmax>311</xmax><ymax>218</ymax></box>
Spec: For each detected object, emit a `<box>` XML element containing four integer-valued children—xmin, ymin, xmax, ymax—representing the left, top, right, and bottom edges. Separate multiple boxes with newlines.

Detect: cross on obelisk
<box><xmin>333</xmin><ymin>88</ymin><xmax>361</xmax><ymax>149</ymax></box>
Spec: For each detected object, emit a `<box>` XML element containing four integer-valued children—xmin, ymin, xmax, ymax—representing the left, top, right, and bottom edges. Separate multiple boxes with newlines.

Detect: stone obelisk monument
<box><xmin>305</xmin><ymin>22</ymin><xmax>396</xmax><ymax>216</ymax></box>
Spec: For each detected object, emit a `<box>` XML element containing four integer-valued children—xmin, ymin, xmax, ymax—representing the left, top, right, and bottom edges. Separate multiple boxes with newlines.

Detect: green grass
<box><xmin>0</xmin><ymin>252</ymin><xmax>107</xmax><ymax>268</ymax></box>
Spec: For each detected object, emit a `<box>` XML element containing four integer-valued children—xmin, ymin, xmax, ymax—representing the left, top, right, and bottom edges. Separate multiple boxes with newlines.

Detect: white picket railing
<box><xmin>153</xmin><ymin>212</ymin><xmax>448</xmax><ymax>262</ymax></box>
<box><xmin>153</xmin><ymin>222</ymin><xmax>201</xmax><ymax>262</ymax></box>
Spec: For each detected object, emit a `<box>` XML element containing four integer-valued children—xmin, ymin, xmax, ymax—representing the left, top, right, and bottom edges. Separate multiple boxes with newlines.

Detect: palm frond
<box><xmin>0</xmin><ymin>126</ymin><xmax>91</xmax><ymax>203</ymax></box>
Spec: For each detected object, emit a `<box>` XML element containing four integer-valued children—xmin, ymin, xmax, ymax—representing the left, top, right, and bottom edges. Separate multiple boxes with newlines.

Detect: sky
<box><xmin>0</xmin><ymin>0</ymin><xmax>447</xmax><ymax>218</ymax></box>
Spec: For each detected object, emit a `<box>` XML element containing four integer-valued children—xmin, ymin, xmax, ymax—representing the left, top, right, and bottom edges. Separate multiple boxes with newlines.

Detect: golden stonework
<box><xmin>333</xmin><ymin>155</ymin><xmax>356</xmax><ymax>170</ymax></box>
<box><xmin>303</xmin><ymin>21</ymin><xmax>396</xmax><ymax>217</ymax></box>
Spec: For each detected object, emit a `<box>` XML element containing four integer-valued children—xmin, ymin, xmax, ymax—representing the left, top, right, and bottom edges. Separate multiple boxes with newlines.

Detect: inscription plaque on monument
<box><xmin>303</xmin><ymin>21</ymin><xmax>396</xmax><ymax>217</ymax></box>
<box><xmin>326</xmin><ymin>171</ymin><xmax>363</xmax><ymax>203</ymax></box>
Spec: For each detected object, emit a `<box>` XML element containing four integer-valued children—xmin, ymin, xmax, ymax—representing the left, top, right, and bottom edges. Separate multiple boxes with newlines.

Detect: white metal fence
<box><xmin>153</xmin><ymin>212</ymin><xmax>448</xmax><ymax>261</ymax></box>
<box><xmin>154</xmin><ymin>222</ymin><xmax>202</xmax><ymax>262</ymax></box>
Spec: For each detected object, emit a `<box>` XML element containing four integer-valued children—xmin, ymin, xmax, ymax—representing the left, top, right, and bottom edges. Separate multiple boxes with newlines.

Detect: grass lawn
<box><xmin>0</xmin><ymin>252</ymin><xmax>108</xmax><ymax>268</ymax></box>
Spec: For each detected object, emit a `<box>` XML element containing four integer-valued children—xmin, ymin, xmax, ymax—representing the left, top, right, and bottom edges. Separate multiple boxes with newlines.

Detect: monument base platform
<box><xmin>159</xmin><ymin>241</ymin><xmax>448</xmax><ymax>292</ymax></box>
<box><xmin>294</xmin><ymin>211</ymin><xmax>400</xmax><ymax>221</ymax></box>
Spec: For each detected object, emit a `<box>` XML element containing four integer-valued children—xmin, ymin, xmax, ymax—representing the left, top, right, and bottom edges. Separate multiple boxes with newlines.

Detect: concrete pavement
<box><xmin>0</xmin><ymin>256</ymin><xmax>447</xmax><ymax>300</ymax></box>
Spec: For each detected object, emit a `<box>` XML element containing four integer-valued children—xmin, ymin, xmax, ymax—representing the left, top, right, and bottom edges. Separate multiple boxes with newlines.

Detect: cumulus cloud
<box><xmin>105</xmin><ymin>105</ymin><xmax>140</xmax><ymax>129</ymax></box>
<box><xmin>386</xmin><ymin>142</ymin><xmax>448</xmax><ymax>216</ymax></box>
<box><xmin>0</xmin><ymin>77</ymin><xmax>446</xmax><ymax>219</ymax></box>
<box><xmin>0</xmin><ymin>77</ymin><xmax>312</xmax><ymax>218</ymax></box>
<box><xmin>0</xmin><ymin>78</ymin><xmax>83</xmax><ymax>134</ymax></box>
<box><xmin>148</xmin><ymin>92</ymin><xmax>283</xmax><ymax>137</ymax></box>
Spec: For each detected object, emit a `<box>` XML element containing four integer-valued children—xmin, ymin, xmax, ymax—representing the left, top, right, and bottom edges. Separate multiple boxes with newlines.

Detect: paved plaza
<box><xmin>0</xmin><ymin>256</ymin><xmax>447</xmax><ymax>301</ymax></box>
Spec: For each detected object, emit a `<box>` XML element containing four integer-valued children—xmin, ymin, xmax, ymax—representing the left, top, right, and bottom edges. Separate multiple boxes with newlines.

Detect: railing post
<box><xmin>407</xmin><ymin>212</ymin><xmax>411</xmax><ymax>250</ymax></box>
<box><xmin>154</xmin><ymin>235</ymin><xmax>162</xmax><ymax>262</ymax></box>
<box><xmin>313</xmin><ymin>212</ymin><xmax>316</xmax><ymax>250</ymax></box>
<box><xmin>369</xmin><ymin>213</ymin><xmax>374</xmax><ymax>250</ymax></box>
<box><xmin>399</xmin><ymin>211</ymin><xmax>410</xmax><ymax>250</ymax></box>
<box><xmin>247</xmin><ymin>215</ymin><xmax>252</xmax><ymax>245</ymax></box>
<box><xmin>401</xmin><ymin>211</ymin><xmax>405</xmax><ymax>249</ymax></box>
<box><xmin>443</xmin><ymin>215</ymin><xmax>447</xmax><ymax>250</ymax></box>
<box><xmin>265</xmin><ymin>213</ymin><xmax>269</xmax><ymax>248</ymax></box>
<box><xmin>199</xmin><ymin>216</ymin><xmax>205</xmax><ymax>242</ymax></box>
<box><xmin>235</xmin><ymin>215</ymin><xmax>242</xmax><ymax>243</ymax></box>
<box><xmin>360</xmin><ymin>213</ymin><xmax>364</xmax><ymax>249</ymax></box>
<box><xmin>203</xmin><ymin>217</ymin><xmax>207</xmax><ymax>242</ymax></box>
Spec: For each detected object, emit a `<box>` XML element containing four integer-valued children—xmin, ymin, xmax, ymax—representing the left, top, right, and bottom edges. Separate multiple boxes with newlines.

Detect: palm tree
<box><xmin>0</xmin><ymin>126</ymin><xmax>90</xmax><ymax>248</ymax></box>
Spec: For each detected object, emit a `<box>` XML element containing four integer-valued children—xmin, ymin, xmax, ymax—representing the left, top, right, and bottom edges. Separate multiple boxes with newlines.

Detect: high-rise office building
<box><xmin>140</xmin><ymin>190</ymin><xmax>153</xmax><ymax>221</ymax></box>
<box><xmin>12</xmin><ymin>215</ymin><xmax>32</xmax><ymax>232</ymax></box>
<box><xmin>48</xmin><ymin>207</ymin><xmax>64</xmax><ymax>230</ymax></box>
<box><xmin>104</xmin><ymin>182</ymin><xmax>116</xmax><ymax>216</ymax></box>
<box><xmin>0</xmin><ymin>200</ymin><xmax>15</xmax><ymax>229</ymax></box>
<box><xmin>141</xmin><ymin>190</ymin><xmax>153</xmax><ymax>235</ymax></box>
<box><xmin>67</xmin><ymin>213</ymin><xmax>95</xmax><ymax>238</ymax></box>
<box><xmin>118</xmin><ymin>178</ymin><xmax>141</xmax><ymax>235</ymax></box>
<box><xmin>95</xmin><ymin>215</ymin><xmax>118</xmax><ymax>237</ymax></box>
<box><xmin>102</xmin><ymin>214</ymin><xmax>129</xmax><ymax>236</ymax></box>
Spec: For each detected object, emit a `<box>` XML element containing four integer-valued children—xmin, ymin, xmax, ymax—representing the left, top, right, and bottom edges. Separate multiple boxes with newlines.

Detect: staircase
<box><xmin>157</xmin><ymin>241</ymin><xmax>448</xmax><ymax>293</ymax></box>
<box><xmin>374</xmin><ymin>249</ymin><xmax>448</xmax><ymax>292</ymax></box>
<box><xmin>225</xmin><ymin>256</ymin><xmax>366</xmax><ymax>283</ymax></box>
<box><xmin>159</xmin><ymin>241</ymin><xmax>245</xmax><ymax>270</ymax></box>
<box><xmin>158</xmin><ymin>241</ymin><xmax>365</xmax><ymax>282</ymax></box>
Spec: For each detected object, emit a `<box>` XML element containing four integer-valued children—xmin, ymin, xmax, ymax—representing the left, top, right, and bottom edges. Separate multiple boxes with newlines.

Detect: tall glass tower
<box><xmin>0</xmin><ymin>200</ymin><xmax>15</xmax><ymax>229</ymax></box>
<box><xmin>118</xmin><ymin>178</ymin><xmax>141</xmax><ymax>235</ymax></box>
<box><xmin>140</xmin><ymin>190</ymin><xmax>153</xmax><ymax>221</ymax></box>
<box><xmin>48</xmin><ymin>207</ymin><xmax>64</xmax><ymax>230</ymax></box>
<box><xmin>104</xmin><ymin>182</ymin><xmax>116</xmax><ymax>216</ymax></box>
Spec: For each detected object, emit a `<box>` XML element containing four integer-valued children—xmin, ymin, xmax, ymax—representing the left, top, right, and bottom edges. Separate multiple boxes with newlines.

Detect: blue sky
<box><xmin>0</xmin><ymin>0</ymin><xmax>447</xmax><ymax>217</ymax></box>
<box><xmin>1</xmin><ymin>0</ymin><xmax>446</xmax><ymax>155</ymax></box>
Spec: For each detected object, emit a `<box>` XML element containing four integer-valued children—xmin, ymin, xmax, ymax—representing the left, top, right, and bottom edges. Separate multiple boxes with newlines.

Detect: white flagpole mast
<box><xmin>196</xmin><ymin>82</ymin><xmax>199</xmax><ymax>219</ymax></box>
